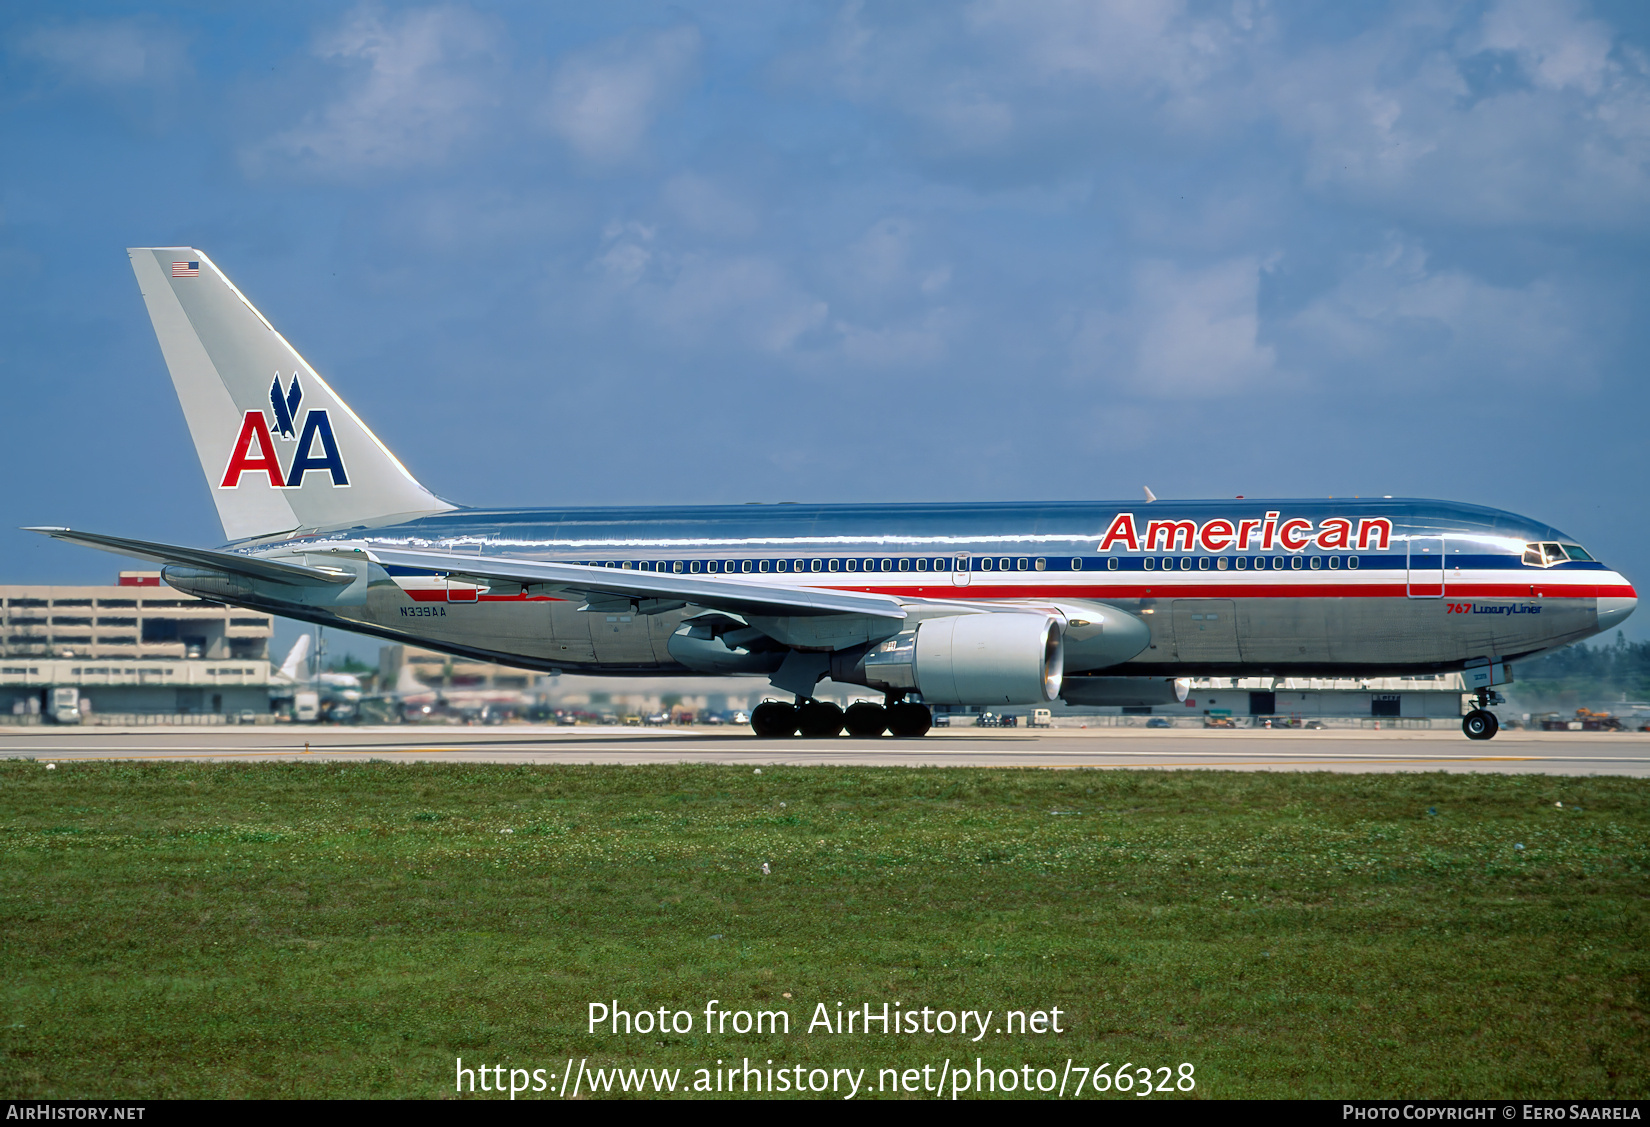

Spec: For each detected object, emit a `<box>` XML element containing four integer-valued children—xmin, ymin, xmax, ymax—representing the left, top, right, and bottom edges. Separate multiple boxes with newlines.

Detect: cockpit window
<box><xmin>1524</xmin><ymin>541</ymin><xmax>1595</xmax><ymax>566</ymax></box>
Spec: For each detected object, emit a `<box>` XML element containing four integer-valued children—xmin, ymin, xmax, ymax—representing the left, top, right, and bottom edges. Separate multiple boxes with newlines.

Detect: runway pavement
<box><xmin>2</xmin><ymin>724</ymin><xmax>1649</xmax><ymax>774</ymax></box>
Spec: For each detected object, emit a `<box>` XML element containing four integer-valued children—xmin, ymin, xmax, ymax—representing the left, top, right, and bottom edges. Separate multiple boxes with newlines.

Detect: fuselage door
<box><xmin>444</xmin><ymin>574</ymin><xmax>481</xmax><ymax>603</ymax></box>
<box><xmin>951</xmin><ymin>553</ymin><xmax>971</xmax><ymax>586</ymax></box>
<box><xmin>1407</xmin><ymin>537</ymin><xmax>1445</xmax><ymax>599</ymax></box>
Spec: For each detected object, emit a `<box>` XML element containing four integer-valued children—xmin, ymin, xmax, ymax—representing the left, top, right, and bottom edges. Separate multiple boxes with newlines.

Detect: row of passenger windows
<box><xmin>580</xmin><ymin>557</ymin><xmax>967</xmax><ymax>574</ymax></box>
<box><xmin>1135</xmin><ymin>555</ymin><xmax>1360</xmax><ymax>571</ymax></box>
<box><xmin>571</xmin><ymin>555</ymin><xmax>1362</xmax><ymax>574</ymax></box>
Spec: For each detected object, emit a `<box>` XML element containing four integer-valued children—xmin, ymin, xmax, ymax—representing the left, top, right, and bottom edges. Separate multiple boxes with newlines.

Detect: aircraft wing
<box><xmin>26</xmin><ymin>527</ymin><xmax>359</xmax><ymax>586</ymax></box>
<box><xmin>314</xmin><ymin>543</ymin><xmax>910</xmax><ymax>622</ymax></box>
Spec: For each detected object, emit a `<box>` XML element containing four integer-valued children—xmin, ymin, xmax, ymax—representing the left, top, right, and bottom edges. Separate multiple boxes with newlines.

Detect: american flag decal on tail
<box><xmin>171</xmin><ymin>261</ymin><xmax>199</xmax><ymax>278</ymax></box>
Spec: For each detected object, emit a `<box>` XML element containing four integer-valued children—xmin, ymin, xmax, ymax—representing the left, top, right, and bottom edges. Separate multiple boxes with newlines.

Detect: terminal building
<box><xmin>0</xmin><ymin>572</ymin><xmax>274</xmax><ymax>723</ymax></box>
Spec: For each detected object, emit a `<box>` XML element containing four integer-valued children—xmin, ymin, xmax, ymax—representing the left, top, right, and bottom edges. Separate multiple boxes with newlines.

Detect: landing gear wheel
<box><xmin>796</xmin><ymin>700</ymin><xmax>845</xmax><ymax>738</ymax></box>
<box><xmin>751</xmin><ymin>701</ymin><xmax>799</xmax><ymax>738</ymax></box>
<box><xmin>843</xmin><ymin>702</ymin><xmax>889</xmax><ymax>737</ymax></box>
<box><xmin>1462</xmin><ymin>709</ymin><xmax>1499</xmax><ymax>740</ymax></box>
<box><xmin>886</xmin><ymin>701</ymin><xmax>933</xmax><ymax>738</ymax></box>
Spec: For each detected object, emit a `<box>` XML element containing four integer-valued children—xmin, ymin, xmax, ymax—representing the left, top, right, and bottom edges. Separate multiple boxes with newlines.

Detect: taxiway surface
<box><xmin>2</xmin><ymin>725</ymin><xmax>1647</xmax><ymax>775</ymax></box>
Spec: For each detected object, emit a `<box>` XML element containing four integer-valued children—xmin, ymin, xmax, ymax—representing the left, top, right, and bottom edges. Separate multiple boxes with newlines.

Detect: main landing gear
<box><xmin>751</xmin><ymin>697</ymin><xmax>933</xmax><ymax>738</ymax></box>
<box><xmin>1462</xmin><ymin>690</ymin><xmax>1504</xmax><ymax>741</ymax></box>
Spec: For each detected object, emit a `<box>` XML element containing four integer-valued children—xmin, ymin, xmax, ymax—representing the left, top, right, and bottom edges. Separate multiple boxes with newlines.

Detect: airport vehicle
<box><xmin>1029</xmin><ymin>708</ymin><xmax>1052</xmax><ymax>728</ymax></box>
<box><xmin>292</xmin><ymin>690</ymin><xmax>320</xmax><ymax>724</ymax></box>
<box><xmin>30</xmin><ymin>249</ymin><xmax>1639</xmax><ymax>741</ymax></box>
<box><xmin>48</xmin><ymin>687</ymin><xmax>81</xmax><ymax>725</ymax></box>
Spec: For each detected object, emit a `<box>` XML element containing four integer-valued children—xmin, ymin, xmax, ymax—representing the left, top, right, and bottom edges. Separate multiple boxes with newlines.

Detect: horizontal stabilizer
<box><xmin>25</xmin><ymin>527</ymin><xmax>356</xmax><ymax>587</ymax></box>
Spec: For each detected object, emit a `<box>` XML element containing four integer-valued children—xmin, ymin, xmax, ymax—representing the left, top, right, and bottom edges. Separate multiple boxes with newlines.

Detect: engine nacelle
<box><xmin>834</xmin><ymin>612</ymin><xmax>1064</xmax><ymax>705</ymax></box>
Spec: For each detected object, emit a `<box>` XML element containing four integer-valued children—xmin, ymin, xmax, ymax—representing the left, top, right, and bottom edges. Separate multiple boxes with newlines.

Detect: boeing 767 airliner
<box><xmin>29</xmin><ymin>249</ymin><xmax>1638</xmax><ymax>740</ymax></box>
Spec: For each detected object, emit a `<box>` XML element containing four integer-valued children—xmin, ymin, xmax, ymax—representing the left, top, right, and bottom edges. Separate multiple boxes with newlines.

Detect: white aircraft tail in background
<box><xmin>276</xmin><ymin>634</ymin><xmax>312</xmax><ymax>682</ymax></box>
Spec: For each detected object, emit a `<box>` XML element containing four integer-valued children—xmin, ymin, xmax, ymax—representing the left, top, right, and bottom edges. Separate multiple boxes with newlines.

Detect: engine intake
<box><xmin>834</xmin><ymin>613</ymin><xmax>1064</xmax><ymax>705</ymax></box>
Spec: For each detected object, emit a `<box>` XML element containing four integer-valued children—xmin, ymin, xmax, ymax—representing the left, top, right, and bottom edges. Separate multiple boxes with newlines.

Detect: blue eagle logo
<box><xmin>270</xmin><ymin>374</ymin><xmax>303</xmax><ymax>440</ymax></box>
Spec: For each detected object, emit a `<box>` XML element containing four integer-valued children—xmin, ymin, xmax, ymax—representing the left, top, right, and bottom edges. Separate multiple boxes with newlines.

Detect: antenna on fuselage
<box><xmin>1143</xmin><ymin>486</ymin><xmax>1157</xmax><ymax>503</ymax></box>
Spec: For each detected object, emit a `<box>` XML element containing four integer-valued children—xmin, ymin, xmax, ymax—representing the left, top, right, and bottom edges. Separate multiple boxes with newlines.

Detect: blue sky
<box><xmin>3</xmin><ymin>1</ymin><xmax>1648</xmax><ymax>655</ymax></box>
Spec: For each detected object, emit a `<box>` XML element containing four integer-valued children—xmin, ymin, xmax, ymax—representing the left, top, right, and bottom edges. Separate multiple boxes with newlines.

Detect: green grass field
<box><xmin>0</xmin><ymin>760</ymin><xmax>1644</xmax><ymax>1100</ymax></box>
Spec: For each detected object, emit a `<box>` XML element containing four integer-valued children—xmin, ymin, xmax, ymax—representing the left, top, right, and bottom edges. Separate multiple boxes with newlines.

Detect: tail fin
<box><xmin>128</xmin><ymin>248</ymin><xmax>455</xmax><ymax>541</ymax></box>
<box><xmin>277</xmin><ymin>634</ymin><xmax>312</xmax><ymax>681</ymax></box>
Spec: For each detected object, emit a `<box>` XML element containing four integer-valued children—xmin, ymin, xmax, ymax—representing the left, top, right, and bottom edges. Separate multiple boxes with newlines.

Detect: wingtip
<box><xmin>22</xmin><ymin>526</ymin><xmax>69</xmax><ymax>534</ymax></box>
<box><xmin>1143</xmin><ymin>486</ymin><xmax>1157</xmax><ymax>503</ymax></box>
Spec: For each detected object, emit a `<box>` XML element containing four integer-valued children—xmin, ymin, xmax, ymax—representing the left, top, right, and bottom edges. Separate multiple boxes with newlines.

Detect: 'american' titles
<box><xmin>1099</xmin><ymin>511</ymin><xmax>1391</xmax><ymax>554</ymax></box>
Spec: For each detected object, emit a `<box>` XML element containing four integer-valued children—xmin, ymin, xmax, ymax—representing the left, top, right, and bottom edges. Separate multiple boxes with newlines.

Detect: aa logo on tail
<box><xmin>220</xmin><ymin>374</ymin><xmax>350</xmax><ymax>489</ymax></box>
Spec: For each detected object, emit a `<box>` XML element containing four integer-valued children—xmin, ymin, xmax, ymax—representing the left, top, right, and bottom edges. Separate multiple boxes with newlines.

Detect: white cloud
<box><xmin>964</xmin><ymin>0</ymin><xmax>1237</xmax><ymax>92</ymax></box>
<box><xmin>1073</xmin><ymin>257</ymin><xmax>1276</xmax><ymax>397</ymax></box>
<box><xmin>248</xmin><ymin>6</ymin><xmax>502</xmax><ymax>176</ymax></box>
<box><xmin>834</xmin><ymin>310</ymin><xmax>952</xmax><ymax>368</ymax></box>
<box><xmin>587</xmin><ymin>223</ymin><xmax>825</xmax><ymax>355</ymax></box>
<box><xmin>542</xmin><ymin>25</ymin><xmax>700</xmax><ymax>165</ymax></box>
<box><xmin>1284</xmin><ymin>235</ymin><xmax>1592</xmax><ymax>390</ymax></box>
<box><xmin>1476</xmin><ymin>0</ymin><xmax>1614</xmax><ymax>96</ymax></box>
<box><xmin>1270</xmin><ymin>2</ymin><xmax>1650</xmax><ymax>230</ymax></box>
<box><xmin>659</xmin><ymin>173</ymin><xmax>758</xmax><ymax>237</ymax></box>
<box><xmin>14</xmin><ymin>17</ymin><xmax>187</xmax><ymax>86</ymax></box>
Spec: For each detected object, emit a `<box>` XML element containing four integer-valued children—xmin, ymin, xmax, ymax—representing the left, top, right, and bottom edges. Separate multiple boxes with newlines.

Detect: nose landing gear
<box><xmin>1462</xmin><ymin>689</ymin><xmax>1505</xmax><ymax>740</ymax></box>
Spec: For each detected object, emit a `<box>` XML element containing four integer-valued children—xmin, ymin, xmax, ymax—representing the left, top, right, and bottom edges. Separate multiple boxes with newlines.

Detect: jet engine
<box><xmin>832</xmin><ymin>612</ymin><xmax>1064</xmax><ymax>705</ymax></box>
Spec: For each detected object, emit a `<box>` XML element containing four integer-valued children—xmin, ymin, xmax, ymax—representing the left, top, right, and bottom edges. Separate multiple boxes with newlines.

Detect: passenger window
<box><xmin>1197</xmin><ymin>557</ymin><xmax>1209</xmax><ymax>570</ymax></box>
<box><xmin>690</xmin><ymin>561</ymin><xmax>701</xmax><ymax>573</ymax></box>
<box><xmin>1074</xmin><ymin>558</ymin><xmax>1085</xmax><ymax>570</ymax></box>
<box><xmin>1144</xmin><ymin>557</ymin><xmax>1154</xmax><ymax>571</ymax></box>
<box><xmin>982</xmin><ymin>558</ymin><xmax>993</xmax><ymax>571</ymax></box>
<box><xmin>810</xmin><ymin>559</ymin><xmax>822</xmax><ymax>573</ymax></box>
<box><xmin>1328</xmin><ymin>556</ymin><xmax>1339</xmax><ymax>569</ymax></box>
<box><xmin>1291</xmin><ymin>556</ymin><xmax>1303</xmax><ymax>570</ymax></box>
<box><xmin>673</xmin><ymin>561</ymin><xmax>684</xmax><ymax>573</ymax></box>
<box><xmin>776</xmin><ymin>559</ymin><xmax>788</xmax><ymax>572</ymax></box>
<box><xmin>829</xmin><ymin>559</ymin><xmax>840</xmax><ymax>572</ymax></box>
<box><xmin>1310</xmin><ymin>556</ymin><xmax>1321</xmax><ymax>570</ymax></box>
<box><xmin>999</xmin><ymin>558</ymin><xmax>1010</xmax><ymax>570</ymax></box>
<box><xmin>742</xmin><ymin>560</ymin><xmax>752</xmax><ymax>573</ymax></box>
<box><xmin>1216</xmin><ymin>557</ymin><xmax>1228</xmax><ymax>571</ymax></box>
<box><xmin>899</xmin><ymin>559</ymin><xmax>910</xmax><ymax>572</ymax></box>
<box><xmin>916</xmin><ymin>558</ymin><xmax>927</xmax><ymax>572</ymax></box>
<box><xmin>1348</xmin><ymin>556</ymin><xmax>1359</xmax><ymax>569</ymax></box>
<box><xmin>1274</xmin><ymin>557</ymin><xmax>1286</xmax><ymax>570</ymax></box>
<box><xmin>877</xmin><ymin>559</ymin><xmax>889</xmax><ymax>572</ymax></box>
<box><xmin>1179</xmin><ymin>557</ymin><xmax>1192</xmax><ymax>571</ymax></box>
<box><xmin>844</xmin><ymin>559</ymin><xmax>855</xmax><ymax>572</ymax></box>
<box><xmin>1034</xmin><ymin>558</ymin><xmax>1045</xmax><ymax>571</ymax></box>
<box><xmin>621</xmin><ymin>561</ymin><xmax>633</xmax><ymax>569</ymax></box>
<box><xmin>1016</xmin><ymin>558</ymin><xmax>1027</xmax><ymax>571</ymax></box>
<box><xmin>1106</xmin><ymin>558</ymin><xmax>1117</xmax><ymax>571</ymax></box>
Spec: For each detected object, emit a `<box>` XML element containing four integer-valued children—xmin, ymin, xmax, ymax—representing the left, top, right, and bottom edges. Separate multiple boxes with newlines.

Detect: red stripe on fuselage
<box><xmin>405</xmin><ymin>589</ymin><xmax>564</xmax><ymax>603</ymax></box>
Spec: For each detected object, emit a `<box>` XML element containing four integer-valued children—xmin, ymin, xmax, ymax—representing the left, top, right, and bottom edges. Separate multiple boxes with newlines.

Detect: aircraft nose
<box><xmin>1598</xmin><ymin>592</ymin><xmax>1637</xmax><ymax>632</ymax></box>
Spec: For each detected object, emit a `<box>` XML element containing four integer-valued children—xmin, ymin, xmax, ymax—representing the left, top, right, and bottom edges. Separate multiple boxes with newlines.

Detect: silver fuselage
<box><xmin>180</xmin><ymin>497</ymin><xmax>1635</xmax><ymax>680</ymax></box>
